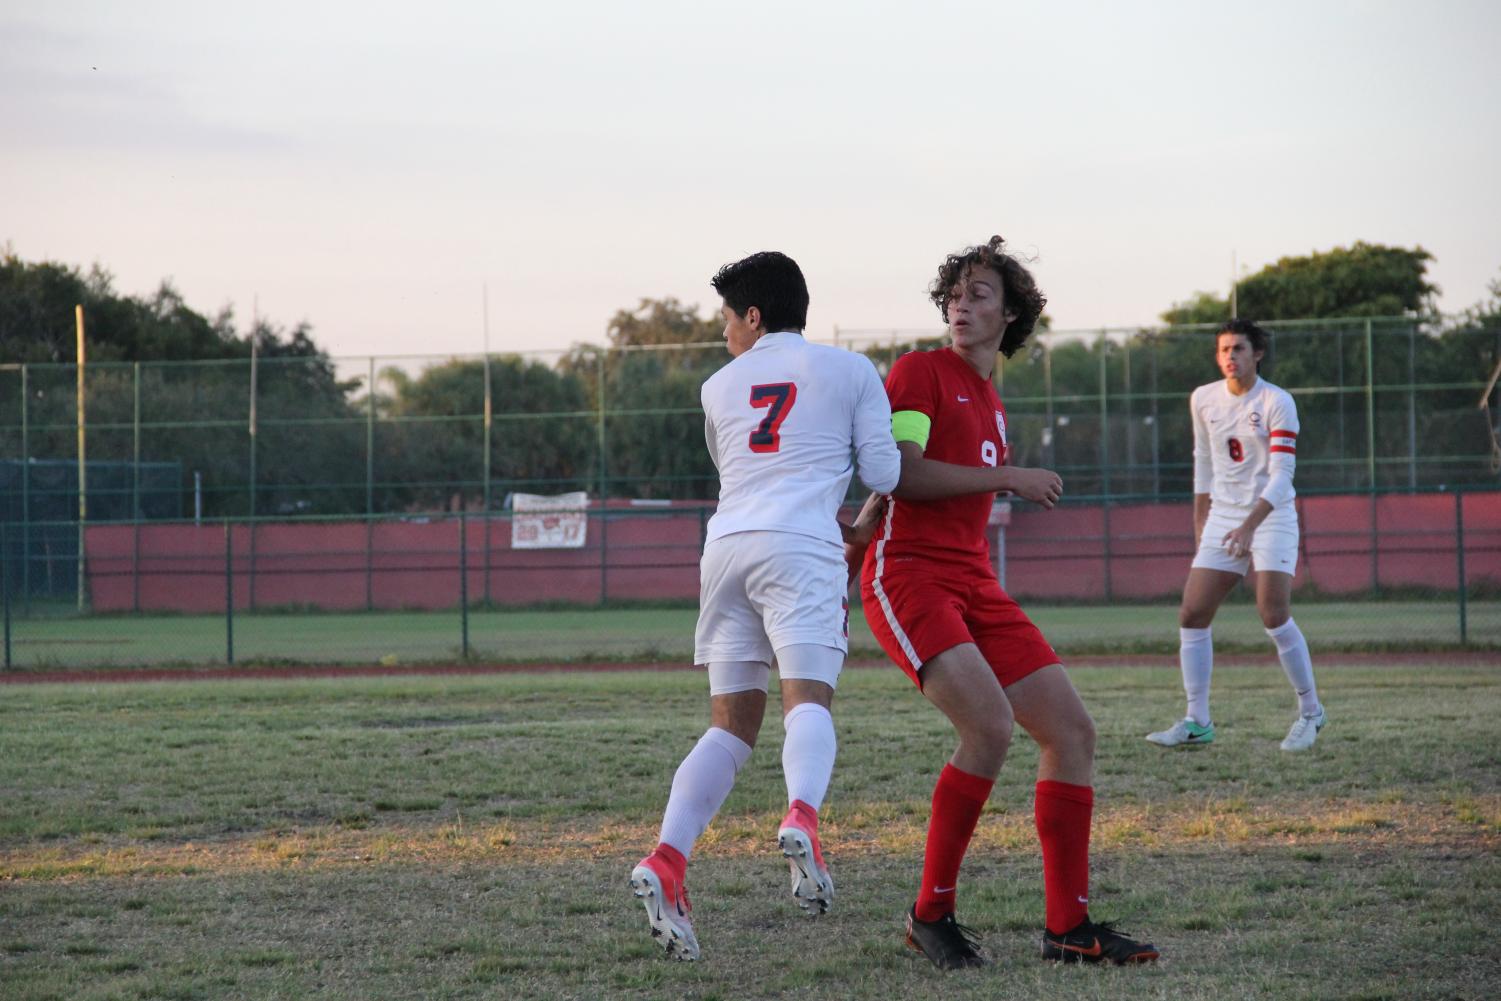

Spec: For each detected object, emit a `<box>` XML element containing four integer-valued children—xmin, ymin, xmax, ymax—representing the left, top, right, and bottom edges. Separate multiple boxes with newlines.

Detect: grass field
<box><xmin>6</xmin><ymin>597</ymin><xmax>1499</xmax><ymax>670</ymax></box>
<box><xmin>2</xmin><ymin>659</ymin><xmax>1497</xmax><ymax>999</ymax></box>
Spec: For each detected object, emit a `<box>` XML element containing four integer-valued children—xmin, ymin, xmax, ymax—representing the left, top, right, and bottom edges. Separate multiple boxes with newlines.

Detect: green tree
<box><xmin>0</xmin><ymin>252</ymin><xmax>366</xmax><ymax>516</ymax></box>
<box><xmin>1159</xmin><ymin>243</ymin><xmax>1438</xmax><ymax>326</ymax></box>
<box><xmin>1239</xmin><ymin>243</ymin><xmax>1437</xmax><ymax>320</ymax></box>
<box><xmin>380</xmin><ymin>356</ymin><xmax>595</xmax><ymax>510</ymax></box>
<box><xmin>562</xmin><ymin>298</ymin><xmax>725</xmax><ymax>500</ymax></box>
<box><xmin>1159</xmin><ymin>290</ymin><xmax>1231</xmax><ymax>326</ymax></box>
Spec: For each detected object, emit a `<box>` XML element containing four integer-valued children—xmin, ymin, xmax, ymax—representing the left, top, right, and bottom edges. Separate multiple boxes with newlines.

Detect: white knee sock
<box><xmin>658</xmin><ymin>727</ymin><xmax>753</xmax><ymax>859</ymax></box>
<box><xmin>1179</xmin><ymin>626</ymin><xmax>1214</xmax><ymax>726</ymax></box>
<box><xmin>1266</xmin><ymin>618</ymin><xmax>1321</xmax><ymax>716</ymax></box>
<box><xmin>781</xmin><ymin>702</ymin><xmax>837</xmax><ymax>811</ymax></box>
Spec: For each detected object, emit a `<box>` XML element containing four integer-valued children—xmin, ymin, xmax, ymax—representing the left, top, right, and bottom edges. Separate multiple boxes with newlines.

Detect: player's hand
<box><xmin>1221</xmin><ymin>523</ymin><xmax>1255</xmax><ymax>559</ymax></box>
<box><xmin>845</xmin><ymin>492</ymin><xmax>889</xmax><ymax>547</ymax></box>
<box><xmin>1010</xmin><ymin>467</ymin><xmax>1064</xmax><ymax>509</ymax></box>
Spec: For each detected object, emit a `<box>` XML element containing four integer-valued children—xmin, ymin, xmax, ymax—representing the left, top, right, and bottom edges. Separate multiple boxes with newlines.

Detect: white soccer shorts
<box><xmin>1191</xmin><ymin>506</ymin><xmax>1299</xmax><ymax>576</ymax></box>
<box><xmin>694</xmin><ymin>531</ymin><xmax>849</xmax><ymax>669</ymax></box>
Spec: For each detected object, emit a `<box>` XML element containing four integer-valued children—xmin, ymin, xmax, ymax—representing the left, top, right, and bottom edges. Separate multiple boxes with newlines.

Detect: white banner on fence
<box><xmin>511</xmin><ymin>492</ymin><xmax>589</xmax><ymax>549</ymax></box>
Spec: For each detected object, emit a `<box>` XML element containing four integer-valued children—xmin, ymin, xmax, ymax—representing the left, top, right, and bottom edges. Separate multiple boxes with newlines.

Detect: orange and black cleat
<box><xmin>1041</xmin><ymin>919</ymin><xmax>1160</xmax><ymax>965</ymax></box>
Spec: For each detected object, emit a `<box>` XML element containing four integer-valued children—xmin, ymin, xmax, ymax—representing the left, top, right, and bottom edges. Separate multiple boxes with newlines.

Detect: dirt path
<box><xmin>5</xmin><ymin>651</ymin><xmax>1499</xmax><ymax>685</ymax></box>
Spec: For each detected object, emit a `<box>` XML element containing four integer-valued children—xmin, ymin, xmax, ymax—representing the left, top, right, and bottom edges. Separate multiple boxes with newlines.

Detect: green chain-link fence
<box><xmin>2</xmin><ymin>314</ymin><xmax>1499</xmax><ymax>668</ymax></box>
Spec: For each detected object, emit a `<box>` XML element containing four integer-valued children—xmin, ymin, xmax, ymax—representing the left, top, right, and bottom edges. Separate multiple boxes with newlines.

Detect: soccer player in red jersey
<box><xmin>850</xmin><ymin>237</ymin><xmax>1159</xmax><ymax>969</ymax></box>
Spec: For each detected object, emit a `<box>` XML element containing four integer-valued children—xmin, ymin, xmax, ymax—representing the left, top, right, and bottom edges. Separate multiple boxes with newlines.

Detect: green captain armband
<box><xmin>891</xmin><ymin>410</ymin><xmax>931</xmax><ymax>449</ymax></box>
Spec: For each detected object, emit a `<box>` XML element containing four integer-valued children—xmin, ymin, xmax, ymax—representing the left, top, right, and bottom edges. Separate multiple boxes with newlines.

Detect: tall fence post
<box><xmin>1098</xmin><ymin>333</ymin><xmax>1110</xmax><ymax>499</ymax></box>
<box><xmin>1456</xmin><ymin>489</ymin><xmax>1468</xmax><ymax>646</ymax></box>
<box><xmin>225</xmin><ymin>520</ymin><xmax>235</xmax><ymax>666</ymax></box>
<box><xmin>482</xmin><ymin>345</ymin><xmax>493</xmax><ymax>607</ymax></box>
<box><xmin>247</xmin><ymin>345</ymin><xmax>258</xmax><ymax>613</ymax></box>
<box><xmin>132</xmin><ymin>361</ymin><xmax>141</xmax><ymax>614</ymax></box>
<box><xmin>599</xmin><ymin>504</ymin><xmax>609</xmax><ymax>606</ymax></box>
<box><xmin>366</xmin><ymin>356</ymin><xmax>375</xmax><ymax>613</ymax></box>
<box><xmin>76</xmin><ymin>305</ymin><xmax>87</xmax><ymax>614</ymax></box>
<box><xmin>1407</xmin><ymin>322</ymin><xmax>1418</xmax><ymax>489</ymax></box>
<box><xmin>20</xmin><ymin>364</ymin><xmax>30</xmax><ymax>615</ymax></box>
<box><xmin>366</xmin><ymin>513</ymin><xmax>375</xmax><ymax>613</ymax></box>
<box><xmin>1043</xmin><ymin>337</ymin><xmax>1055</xmax><ymax>467</ymax></box>
<box><xmin>1101</xmin><ymin>502</ymin><xmax>1113</xmax><ymax>602</ymax></box>
<box><xmin>459</xmin><ymin>510</ymin><xmax>470</xmax><ymax>659</ymax></box>
<box><xmin>596</xmin><ymin>350</ymin><xmax>607</xmax><ymax>500</ymax></box>
<box><xmin>3</xmin><ymin>520</ymin><xmax>11</xmax><ymax>670</ymax></box>
<box><xmin>1364</xmin><ymin>317</ymin><xmax>1376</xmax><ymax>490</ymax></box>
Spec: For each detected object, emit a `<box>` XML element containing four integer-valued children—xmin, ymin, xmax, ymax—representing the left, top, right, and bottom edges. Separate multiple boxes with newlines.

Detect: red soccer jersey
<box><xmin>865</xmin><ymin>347</ymin><xmax>1009</xmax><ymax>568</ymax></box>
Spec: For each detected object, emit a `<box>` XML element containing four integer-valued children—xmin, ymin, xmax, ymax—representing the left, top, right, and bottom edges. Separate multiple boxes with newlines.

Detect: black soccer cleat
<box><xmin>1041</xmin><ymin>918</ymin><xmax>1160</xmax><ymax>965</ymax></box>
<box><xmin>905</xmin><ymin>906</ymin><xmax>989</xmax><ymax>970</ymax></box>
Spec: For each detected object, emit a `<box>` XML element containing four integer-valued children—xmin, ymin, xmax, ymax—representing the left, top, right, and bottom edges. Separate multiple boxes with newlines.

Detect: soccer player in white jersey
<box><xmin>1147</xmin><ymin>319</ymin><xmax>1327</xmax><ymax>752</ymax></box>
<box><xmin>630</xmin><ymin>251</ymin><xmax>901</xmax><ymax>960</ymax></box>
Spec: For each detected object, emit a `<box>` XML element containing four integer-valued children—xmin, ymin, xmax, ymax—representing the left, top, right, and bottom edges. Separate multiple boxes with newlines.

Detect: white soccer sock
<box><xmin>781</xmin><ymin>702</ymin><xmax>837</xmax><ymax>812</ymax></box>
<box><xmin>657</xmin><ymin>727</ymin><xmax>753</xmax><ymax>859</ymax></box>
<box><xmin>1179</xmin><ymin>626</ymin><xmax>1214</xmax><ymax>726</ymax></box>
<box><xmin>1266</xmin><ymin>618</ymin><xmax>1321</xmax><ymax>716</ymax></box>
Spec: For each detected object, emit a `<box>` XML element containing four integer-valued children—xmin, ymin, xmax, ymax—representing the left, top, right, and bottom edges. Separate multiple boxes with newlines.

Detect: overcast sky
<box><xmin>3</xmin><ymin>0</ymin><xmax>1498</xmax><ymax>361</ymax></box>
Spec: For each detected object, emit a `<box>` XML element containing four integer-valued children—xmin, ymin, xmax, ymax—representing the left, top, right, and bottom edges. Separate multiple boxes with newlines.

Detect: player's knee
<box><xmin>1258</xmin><ymin>604</ymin><xmax>1290</xmax><ymax>629</ymax></box>
<box><xmin>1035</xmin><ymin>709</ymin><xmax>1095</xmax><ymax>762</ymax></box>
<box><xmin>1075</xmin><ymin>711</ymin><xmax>1097</xmax><ymax>760</ymax></box>
<box><xmin>1178</xmin><ymin>605</ymin><xmax>1212</xmax><ymax>629</ymax></box>
<box><xmin>971</xmin><ymin>704</ymin><xmax>1014</xmax><ymax>755</ymax></box>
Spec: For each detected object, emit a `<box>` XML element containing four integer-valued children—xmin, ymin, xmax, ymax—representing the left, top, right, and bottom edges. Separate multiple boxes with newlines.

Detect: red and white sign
<box><xmin>512</xmin><ymin>492</ymin><xmax>588</xmax><ymax>549</ymax></box>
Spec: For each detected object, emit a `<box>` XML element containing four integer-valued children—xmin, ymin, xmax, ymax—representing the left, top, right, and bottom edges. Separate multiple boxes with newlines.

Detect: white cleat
<box><xmin>1280</xmin><ymin>708</ymin><xmax>1326</xmax><ymax>752</ymax></box>
<box><xmin>1146</xmin><ymin>717</ymin><xmax>1215</xmax><ymax>747</ymax></box>
<box><xmin>630</xmin><ymin>858</ymin><xmax>700</xmax><ymax>961</ymax></box>
<box><xmin>778</xmin><ymin>812</ymin><xmax>834</xmax><ymax>915</ymax></box>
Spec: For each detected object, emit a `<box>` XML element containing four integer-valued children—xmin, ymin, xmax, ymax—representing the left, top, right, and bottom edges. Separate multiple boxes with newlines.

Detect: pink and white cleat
<box><xmin>630</xmin><ymin>846</ymin><xmax>699</xmax><ymax>961</ymax></box>
<box><xmin>777</xmin><ymin>800</ymin><xmax>834</xmax><ymax>915</ymax></box>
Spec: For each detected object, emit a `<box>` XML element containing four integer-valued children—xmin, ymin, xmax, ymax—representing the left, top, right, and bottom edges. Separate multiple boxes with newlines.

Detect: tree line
<box><xmin>1</xmin><ymin>244</ymin><xmax>1498</xmax><ymax>519</ymax></box>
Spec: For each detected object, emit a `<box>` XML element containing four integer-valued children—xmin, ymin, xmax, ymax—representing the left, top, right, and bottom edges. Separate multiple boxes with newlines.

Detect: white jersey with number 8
<box><xmin>701</xmin><ymin>331</ymin><xmax>900</xmax><ymax>548</ymax></box>
<box><xmin>1191</xmin><ymin>378</ymin><xmax>1300</xmax><ymax>520</ymax></box>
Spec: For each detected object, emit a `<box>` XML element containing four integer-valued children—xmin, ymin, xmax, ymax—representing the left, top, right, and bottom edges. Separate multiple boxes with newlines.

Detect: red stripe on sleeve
<box><xmin>1270</xmin><ymin>430</ymin><xmax>1297</xmax><ymax>439</ymax></box>
<box><xmin>1269</xmin><ymin>445</ymin><xmax>1296</xmax><ymax>454</ymax></box>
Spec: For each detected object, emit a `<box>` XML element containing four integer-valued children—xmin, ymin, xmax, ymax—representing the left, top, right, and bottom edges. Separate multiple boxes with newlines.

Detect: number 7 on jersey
<box><xmin>748</xmin><ymin>382</ymin><xmax>798</xmax><ymax>453</ymax></box>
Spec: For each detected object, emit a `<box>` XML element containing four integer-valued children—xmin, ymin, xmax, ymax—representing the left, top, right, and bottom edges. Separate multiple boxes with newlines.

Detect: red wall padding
<box><xmin>85</xmin><ymin>492</ymin><xmax>1500</xmax><ymax>612</ymax></box>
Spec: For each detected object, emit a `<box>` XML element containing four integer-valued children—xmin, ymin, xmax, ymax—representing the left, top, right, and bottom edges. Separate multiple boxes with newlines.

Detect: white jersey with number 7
<box><xmin>1191</xmin><ymin>378</ymin><xmax>1300</xmax><ymax>518</ymax></box>
<box><xmin>701</xmin><ymin>331</ymin><xmax>901</xmax><ymax>548</ymax></box>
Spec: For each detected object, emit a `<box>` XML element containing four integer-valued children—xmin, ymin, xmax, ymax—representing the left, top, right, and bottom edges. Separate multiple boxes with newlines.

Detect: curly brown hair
<box><xmin>928</xmin><ymin>236</ymin><xmax>1047</xmax><ymax>358</ymax></box>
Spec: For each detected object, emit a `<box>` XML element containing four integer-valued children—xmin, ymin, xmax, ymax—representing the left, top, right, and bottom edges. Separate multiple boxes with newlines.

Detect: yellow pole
<box><xmin>76</xmin><ymin>304</ymin><xmax>87</xmax><ymax>612</ymax></box>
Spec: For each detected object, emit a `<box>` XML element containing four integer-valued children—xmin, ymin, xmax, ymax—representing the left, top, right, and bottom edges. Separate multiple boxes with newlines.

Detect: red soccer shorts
<box><xmin>861</xmin><ymin>560</ymin><xmax>1059</xmax><ymax>689</ymax></box>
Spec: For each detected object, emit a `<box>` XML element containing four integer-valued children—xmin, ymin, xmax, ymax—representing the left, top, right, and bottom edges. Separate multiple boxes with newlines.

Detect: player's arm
<box><xmin>1190</xmin><ymin>389</ymin><xmax>1214</xmax><ymax>547</ymax></box>
<box><xmin>1260</xmin><ymin>392</ymin><xmax>1299</xmax><ymax>509</ymax></box>
<box><xmin>892</xmin><ymin>437</ymin><xmax>1063</xmax><ymax>508</ymax></box>
<box><xmin>850</xmin><ymin>356</ymin><xmax>902</xmax><ymax>494</ymax></box>
<box><xmin>879</xmin><ymin>353</ymin><xmax>1061</xmax><ymax>508</ymax></box>
<box><xmin>841</xmin><ymin>491</ymin><xmax>888</xmax><ymax>587</ymax></box>
<box><xmin>702</xmin><ymin>413</ymin><xmax>721</xmax><ymax>472</ymax></box>
<box><xmin>1221</xmin><ymin>498</ymin><xmax>1273</xmax><ymax>558</ymax></box>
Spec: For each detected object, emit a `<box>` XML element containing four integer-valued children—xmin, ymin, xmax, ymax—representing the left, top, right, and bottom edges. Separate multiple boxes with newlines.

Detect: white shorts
<box><xmin>694</xmin><ymin>531</ymin><xmax>849</xmax><ymax>667</ymax></box>
<box><xmin>1191</xmin><ymin>506</ymin><xmax>1299</xmax><ymax>576</ymax></box>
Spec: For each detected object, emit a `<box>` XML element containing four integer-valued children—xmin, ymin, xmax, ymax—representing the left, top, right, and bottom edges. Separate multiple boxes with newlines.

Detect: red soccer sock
<box><xmin>1035</xmin><ymin>779</ymin><xmax>1094</xmax><ymax>935</ymax></box>
<box><xmin>914</xmin><ymin>763</ymin><xmax>995</xmax><ymax>922</ymax></box>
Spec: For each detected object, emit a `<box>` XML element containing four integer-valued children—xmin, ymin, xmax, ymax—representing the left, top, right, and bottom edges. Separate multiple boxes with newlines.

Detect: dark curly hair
<box><xmin>928</xmin><ymin>236</ymin><xmax>1047</xmax><ymax>358</ymax></box>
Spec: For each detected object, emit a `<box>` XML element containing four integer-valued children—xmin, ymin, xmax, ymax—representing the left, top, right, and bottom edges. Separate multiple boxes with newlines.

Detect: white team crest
<box><xmin>995</xmin><ymin>411</ymin><xmax>1007</xmax><ymax>444</ymax></box>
